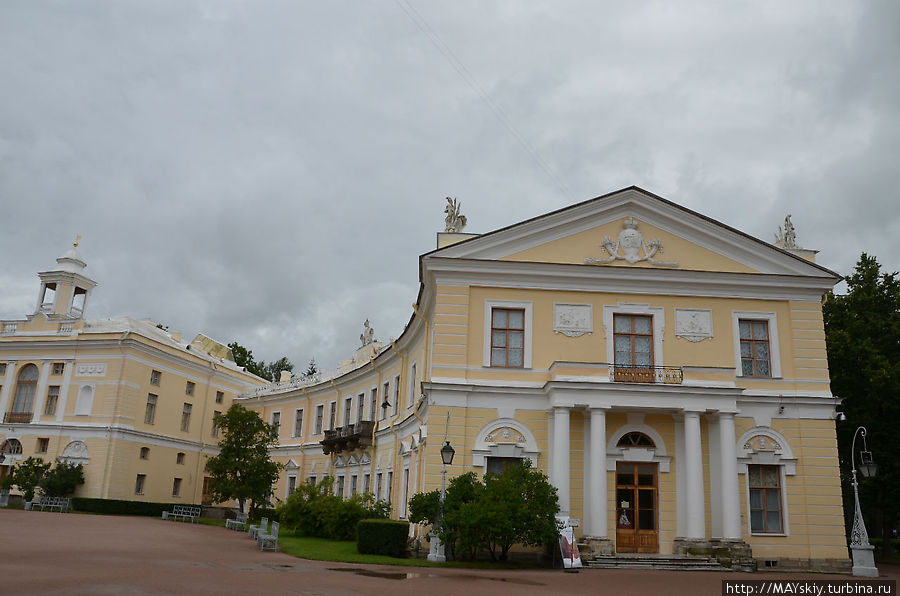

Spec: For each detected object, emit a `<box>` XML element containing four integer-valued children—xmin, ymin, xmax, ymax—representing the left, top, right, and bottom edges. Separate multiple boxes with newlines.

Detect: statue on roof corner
<box><xmin>444</xmin><ymin>197</ymin><xmax>467</xmax><ymax>233</ymax></box>
<box><xmin>360</xmin><ymin>319</ymin><xmax>376</xmax><ymax>347</ymax></box>
<box><xmin>774</xmin><ymin>214</ymin><xmax>799</xmax><ymax>249</ymax></box>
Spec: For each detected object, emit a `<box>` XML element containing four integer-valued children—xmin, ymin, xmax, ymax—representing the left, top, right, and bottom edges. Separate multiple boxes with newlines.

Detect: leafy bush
<box><xmin>40</xmin><ymin>462</ymin><xmax>85</xmax><ymax>497</ymax></box>
<box><xmin>357</xmin><ymin>519</ymin><xmax>410</xmax><ymax>557</ymax></box>
<box><xmin>277</xmin><ymin>476</ymin><xmax>390</xmax><ymax>541</ymax></box>
<box><xmin>4</xmin><ymin>456</ymin><xmax>51</xmax><ymax>501</ymax></box>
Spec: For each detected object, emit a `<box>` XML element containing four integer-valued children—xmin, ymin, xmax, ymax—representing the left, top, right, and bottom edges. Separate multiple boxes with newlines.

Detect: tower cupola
<box><xmin>35</xmin><ymin>239</ymin><xmax>97</xmax><ymax>320</ymax></box>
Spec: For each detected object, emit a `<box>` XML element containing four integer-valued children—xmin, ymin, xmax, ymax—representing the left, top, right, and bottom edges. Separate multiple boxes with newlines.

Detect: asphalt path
<box><xmin>1</xmin><ymin>509</ymin><xmax>896</xmax><ymax>595</ymax></box>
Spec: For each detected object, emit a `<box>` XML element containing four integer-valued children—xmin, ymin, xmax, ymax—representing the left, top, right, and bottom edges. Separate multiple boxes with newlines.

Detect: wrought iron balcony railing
<box><xmin>609</xmin><ymin>366</ymin><xmax>683</xmax><ymax>385</ymax></box>
<box><xmin>4</xmin><ymin>411</ymin><xmax>33</xmax><ymax>424</ymax></box>
<box><xmin>321</xmin><ymin>420</ymin><xmax>376</xmax><ymax>454</ymax></box>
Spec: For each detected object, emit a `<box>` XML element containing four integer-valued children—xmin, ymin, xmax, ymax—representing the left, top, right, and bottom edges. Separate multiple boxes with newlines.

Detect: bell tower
<box><xmin>34</xmin><ymin>239</ymin><xmax>97</xmax><ymax>320</ymax></box>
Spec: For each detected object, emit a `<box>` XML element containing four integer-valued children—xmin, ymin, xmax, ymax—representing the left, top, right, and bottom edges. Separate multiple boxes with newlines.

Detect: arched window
<box><xmin>617</xmin><ymin>432</ymin><xmax>655</xmax><ymax>448</ymax></box>
<box><xmin>12</xmin><ymin>364</ymin><xmax>39</xmax><ymax>414</ymax></box>
<box><xmin>75</xmin><ymin>385</ymin><xmax>94</xmax><ymax>416</ymax></box>
<box><xmin>2</xmin><ymin>439</ymin><xmax>22</xmax><ymax>454</ymax></box>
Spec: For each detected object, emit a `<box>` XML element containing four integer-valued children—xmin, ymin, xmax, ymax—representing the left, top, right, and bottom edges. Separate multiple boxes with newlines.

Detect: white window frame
<box><xmin>732</xmin><ymin>311</ymin><xmax>782</xmax><ymax>378</ymax></box>
<box><xmin>603</xmin><ymin>303</ymin><xmax>665</xmax><ymax>368</ymax></box>
<box><xmin>381</xmin><ymin>382</ymin><xmax>390</xmax><ymax>420</ymax></box>
<box><xmin>314</xmin><ymin>404</ymin><xmax>324</xmax><ymax>435</ymax></box>
<box><xmin>271</xmin><ymin>410</ymin><xmax>281</xmax><ymax>435</ymax></box>
<box><xmin>293</xmin><ymin>407</ymin><xmax>304</xmax><ymax>438</ymax></box>
<box><xmin>328</xmin><ymin>400</ymin><xmax>337</xmax><ymax>430</ymax></box>
<box><xmin>745</xmin><ymin>464</ymin><xmax>790</xmax><ymax>537</ymax></box>
<box><xmin>344</xmin><ymin>396</ymin><xmax>353</xmax><ymax>426</ymax></box>
<box><xmin>393</xmin><ymin>375</ymin><xmax>400</xmax><ymax>416</ymax></box>
<box><xmin>483</xmin><ymin>300</ymin><xmax>533</xmax><ymax>368</ymax></box>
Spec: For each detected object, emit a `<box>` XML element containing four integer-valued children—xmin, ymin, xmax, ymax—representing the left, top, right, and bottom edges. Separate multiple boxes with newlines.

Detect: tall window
<box><xmin>370</xmin><ymin>388</ymin><xmax>377</xmax><ymax>421</ymax></box>
<box><xmin>386</xmin><ymin>471</ymin><xmax>393</xmax><ymax>502</ymax></box>
<box><xmin>181</xmin><ymin>403</ymin><xmax>192</xmax><ymax>432</ymax></box>
<box><xmin>740</xmin><ymin>320</ymin><xmax>771</xmax><ymax>377</ymax></box>
<box><xmin>145</xmin><ymin>394</ymin><xmax>157</xmax><ymax>424</ymax></box>
<box><xmin>185</xmin><ymin>381</ymin><xmax>195</xmax><ymax>396</ymax></box>
<box><xmin>490</xmin><ymin>308</ymin><xmax>525</xmax><ymax>367</ymax></box>
<box><xmin>344</xmin><ymin>397</ymin><xmax>352</xmax><ymax>427</ymax></box>
<box><xmin>294</xmin><ymin>408</ymin><xmax>304</xmax><ymax>438</ymax></box>
<box><xmin>393</xmin><ymin>376</ymin><xmax>400</xmax><ymax>416</ymax></box>
<box><xmin>357</xmin><ymin>392</ymin><xmax>365</xmax><ymax>423</ymax></box>
<box><xmin>271</xmin><ymin>411</ymin><xmax>281</xmax><ymax>435</ymax></box>
<box><xmin>748</xmin><ymin>465</ymin><xmax>783</xmax><ymax>533</ymax></box>
<box><xmin>336</xmin><ymin>475</ymin><xmax>345</xmax><ymax>499</ymax></box>
<box><xmin>350</xmin><ymin>474</ymin><xmax>358</xmax><ymax>496</ymax></box>
<box><xmin>135</xmin><ymin>474</ymin><xmax>146</xmax><ymax>495</ymax></box>
<box><xmin>408</xmin><ymin>363</ymin><xmax>417</xmax><ymax>408</ymax></box>
<box><xmin>376</xmin><ymin>472</ymin><xmax>383</xmax><ymax>499</ymax></box>
<box><xmin>150</xmin><ymin>370</ymin><xmax>161</xmax><ymax>386</ymax></box>
<box><xmin>52</xmin><ymin>362</ymin><xmax>65</xmax><ymax>375</ymax></box>
<box><xmin>172</xmin><ymin>477</ymin><xmax>182</xmax><ymax>497</ymax></box>
<box><xmin>12</xmin><ymin>364</ymin><xmax>38</xmax><ymax>413</ymax></box>
<box><xmin>614</xmin><ymin>314</ymin><xmax>653</xmax><ymax>369</ymax></box>
<box><xmin>44</xmin><ymin>386</ymin><xmax>60</xmax><ymax>416</ymax></box>
<box><xmin>215</xmin><ymin>391</ymin><xmax>224</xmax><ymax>404</ymax></box>
<box><xmin>36</xmin><ymin>437</ymin><xmax>49</xmax><ymax>453</ymax></box>
<box><xmin>315</xmin><ymin>404</ymin><xmax>324</xmax><ymax>435</ymax></box>
<box><xmin>328</xmin><ymin>402</ymin><xmax>336</xmax><ymax>430</ymax></box>
<box><xmin>176</xmin><ymin>452</ymin><xmax>185</xmax><ymax>465</ymax></box>
<box><xmin>381</xmin><ymin>382</ymin><xmax>390</xmax><ymax>420</ymax></box>
<box><xmin>211</xmin><ymin>411</ymin><xmax>221</xmax><ymax>438</ymax></box>
<box><xmin>140</xmin><ymin>447</ymin><xmax>150</xmax><ymax>459</ymax></box>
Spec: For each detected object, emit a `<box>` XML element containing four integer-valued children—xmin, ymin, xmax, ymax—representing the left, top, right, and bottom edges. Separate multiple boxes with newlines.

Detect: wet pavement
<box><xmin>1</xmin><ymin>509</ymin><xmax>896</xmax><ymax>595</ymax></box>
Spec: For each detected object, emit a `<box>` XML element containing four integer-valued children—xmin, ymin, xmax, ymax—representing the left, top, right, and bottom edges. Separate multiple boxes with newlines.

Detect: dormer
<box><xmin>35</xmin><ymin>241</ymin><xmax>97</xmax><ymax>320</ymax></box>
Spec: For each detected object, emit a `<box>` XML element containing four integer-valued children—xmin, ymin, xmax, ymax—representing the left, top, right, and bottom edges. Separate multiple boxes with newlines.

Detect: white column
<box><xmin>32</xmin><ymin>361</ymin><xmax>52</xmax><ymax>420</ymax></box>
<box><xmin>718</xmin><ymin>413</ymin><xmax>742</xmax><ymax>540</ymax></box>
<box><xmin>0</xmin><ymin>361</ymin><xmax>17</xmax><ymax>415</ymax></box>
<box><xmin>588</xmin><ymin>407</ymin><xmax>608</xmax><ymax>537</ymax></box>
<box><xmin>56</xmin><ymin>359</ymin><xmax>75</xmax><ymax>422</ymax></box>
<box><xmin>552</xmin><ymin>407</ymin><xmax>570</xmax><ymax>516</ymax></box>
<box><xmin>683</xmin><ymin>411</ymin><xmax>706</xmax><ymax>540</ymax></box>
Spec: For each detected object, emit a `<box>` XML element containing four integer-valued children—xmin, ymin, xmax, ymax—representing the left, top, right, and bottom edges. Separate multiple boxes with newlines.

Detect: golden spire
<box><xmin>74</xmin><ymin>235</ymin><xmax>81</xmax><ymax>248</ymax></box>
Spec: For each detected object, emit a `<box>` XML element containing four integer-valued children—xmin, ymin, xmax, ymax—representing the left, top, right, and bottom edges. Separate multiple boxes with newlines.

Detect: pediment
<box><xmin>428</xmin><ymin>187</ymin><xmax>837</xmax><ymax>278</ymax></box>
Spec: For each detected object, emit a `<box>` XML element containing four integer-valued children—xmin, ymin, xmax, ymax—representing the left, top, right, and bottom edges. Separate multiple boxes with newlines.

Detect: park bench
<box><xmin>248</xmin><ymin>517</ymin><xmax>268</xmax><ymax>540</ymax></box>
<box><xmin>257</xmin><ymin>521</ymin><xmax>279</xmax><ymax>552</ymax></box>
<box><xmin>31</xmin><ymin>496</ymin><xmax>72</xmax><ymax>512</ymax></box>
<box><xmin>225</xmin><ymin>511</ymin><xmax>248</xmax><ymax>531</ymax></box>
<box><xmin>161</xmin><ymin>504</ymin><xmax>202</xmax><ymax>522</ymax></box>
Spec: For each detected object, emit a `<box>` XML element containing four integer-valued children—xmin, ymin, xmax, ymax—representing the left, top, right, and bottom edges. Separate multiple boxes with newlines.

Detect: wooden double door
<box><xmin>615</xmin><ymin>462</ymin><xmax>658</xmax><ymax>553</ymax></box>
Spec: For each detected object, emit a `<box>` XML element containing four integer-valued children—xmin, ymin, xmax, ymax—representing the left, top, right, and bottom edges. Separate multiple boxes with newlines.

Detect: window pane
<box><xmin>756</xmin><ymin>342</ymin><xmax>769</xmax><ymax>360</ymax></box>
<box><xmin>633</xmin><ymin>317</ymin><xmax>651</xmax><ymax>335</ymax></box>
<box><xmin>748</xmin><ymin>466</ymin><xmax>762</xmax><ymax>486</ymax></box>
<box><xmin>756</xmin><ymin>359</ymin><xmax>770</xmax><ymax>376</ymax></box>
<box><xmin>638</xmin><ymin>489</ymin><xmax>654</xmax><ymax>508</ymax></box>
<box><xmin>614</xmin><ymin>316</ymin><xmax>631</xmax><ymax>333</ymax></box>
<box><xmin>753</xmin><ymin>321</ymin><xmax>768</xmax><ymax>339</ymax></box>
<box><xmin>508</xmin><ymin>310</ymin><xmax>524</xmax><ymax>329</ymax></box>
<box><xmin>766</xmin><ymin>488</ymin><xmax>781</xmax><ymax>511</ymax></box>
<box><xmin>739</xmin><ymin>320</ymin><xmax>752</xmax><ymax>339</ymax></box>
<box><xmin>749</xmin><ymin>489</ymin><xmax>763</xmax><ymax>509</ymax></box>
<box><xmin>638</xmin><ymin>509</ymin><xmax>655</xmax><ymax>530</ymax></box>
<box><xmin>491</xmin><ymin>348</ymin><xmax>506</xmax><ymax>367</ymax></box>
<box><xmin>750</xmin><ymin>510</ymin><xmax>765</xmax><ymax>532</ymax></box>
<box><xmin>509</xmin><ymin>331</ymin><xmax>523</xmax><ymax>349</ymax></box>
<box><xmin>615</xmin><ymin>336</ymin><xmax>631</xmax><ymax>352</ymax></box>
<box><xmin>492</xmin><ymin>310</ymin><xmax>506</xmax><ymax>328</ymax></box>
<box><xmin>766</xmin><ymin>510</ymin><xmax>782</xmax><ymax>533</ymax></box>
<box><xmin>616</xmin><ymin>351</ymin><xmax>632</xmax><ymax>367</ymax></box>
<box><xmin>616</xmin><ymin>488</ymin><xmax>633</xmax><ymax>504</ymax></box>
<box><xmin>492</xmin><ymin>330</ymin><xmax>506</xmax><ymax>347</ymax></box>
<box><xmin>764</xmin><ymin>467</ymin><xmax>780</xmax><ymax>487</ymax></box>
<box><xmin>740</xmin><ymin>341</ymin><xmax>752</xmax><ymax>358</ymax></box>
<box><xmin>635</xmin><ymin>337</ymin><xmax>652</xmax><ymax>353</ymax></box>
<box><xmin>508</xmin><ymin>349</ymin><xmax>523</xmax><ymax>367</ymax></box>
<box><xmin>742</xmin><ymin>359</ymin><xmax>755</xmax><ymax>376</ymax></box>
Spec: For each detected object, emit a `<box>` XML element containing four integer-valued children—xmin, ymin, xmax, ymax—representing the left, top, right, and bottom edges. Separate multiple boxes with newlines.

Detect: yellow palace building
<box><xmin>0</xmin><ymin>243</ymin><xmax>264</xmax><ymax>504</ymax></box>
<box><xmin>240</xmin><ymin>187</ymin><xmax>849</xmax><ymax>571</ymax></box>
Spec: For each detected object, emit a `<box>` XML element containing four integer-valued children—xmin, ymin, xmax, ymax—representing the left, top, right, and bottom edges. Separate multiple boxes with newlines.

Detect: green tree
<box><xmin>823</xmin><ymin>253</ymin><xmax>900</xmax><ymax>555</ymax></box>
<box><xmin>4</xmin><ymin>456</ymin><xmax>51</xmax><ymax>502</ymax></box>
<box><xmin>40</xmin><ymin>461</ymin><xmax>85</xmax><ymax>497</ymax></box>
<box><xmin>302</xmin><ymin>358</ymin><xmax>319</xmax><ymax>379</ymax></box>
<box><xmin>228</xmin><ymin>341</ymin><xmax>294</xmax><ymax>382</ymax></box>
<box><xmin>205</xmin><ymin>404</ymin><xmax>284</xmax><ymax>514</ymax></box>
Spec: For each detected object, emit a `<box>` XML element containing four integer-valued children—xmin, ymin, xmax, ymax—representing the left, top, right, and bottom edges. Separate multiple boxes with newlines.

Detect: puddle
<box><xmin>328</xmin><ymin>568</ymin><xmax>420</xmax><ymax>580</ymax></box>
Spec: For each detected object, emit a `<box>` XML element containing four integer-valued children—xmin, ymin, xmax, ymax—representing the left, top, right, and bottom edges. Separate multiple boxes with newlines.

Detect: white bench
<box><xmin>226</xmin><ymin>511</ymin><xmax>248</xmax><ymax>531</ymax></box>
<box><xmin>258</xmin><ymin>521</ymin><xmax>279</xmax><ymax>552</ymax></box>
<box><xmin>248</xmin><ymin>517</ymin><xmax>268</xmax><ymax>540</ymax></box>
<box><xmin>31</xmin><ymin>496</ymin><xmax>72</xmax><ymax>512</ymax></box>
<box><xmin>161</xmin><ymin>505</ymin><xmax>202</xmax><ymax>522</ymax></box>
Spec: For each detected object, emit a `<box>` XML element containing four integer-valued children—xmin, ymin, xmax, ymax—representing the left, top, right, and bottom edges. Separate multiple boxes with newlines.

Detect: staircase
<box><xmin>584</xmin><ymin>553</ymin><xmax>728</xmax><ymax>571</ymax></box>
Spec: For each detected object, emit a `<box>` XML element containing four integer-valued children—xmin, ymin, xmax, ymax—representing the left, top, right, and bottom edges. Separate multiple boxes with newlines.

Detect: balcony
<box><xmin>4</xmin><ymin>411</ymin><xmax>33</xmax><ymax>424</ymax></box>
<box><xmin>321</xmin><ymin>420</ymin><xmax>376</xmax><ymax>455</ymax></box>
<box><xmin>610</xmin><ymin>366</ymin><xmax>683</xmax><ymax>385</ymax></box>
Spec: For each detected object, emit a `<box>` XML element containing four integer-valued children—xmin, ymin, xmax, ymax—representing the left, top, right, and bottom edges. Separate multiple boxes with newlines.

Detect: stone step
<box><xmin>583</xmin><ymin>555</ymin><xmax>728</xmax><ymax>572</ymax></box>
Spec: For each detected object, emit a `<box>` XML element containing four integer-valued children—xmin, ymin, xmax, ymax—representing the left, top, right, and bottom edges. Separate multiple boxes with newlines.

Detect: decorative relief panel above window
<box><xmin>675</xmin><ymin>309</ymin><xmax>713</xmax><ymax>342</ymax></box>
<box><xmin>553</xmin><ymin>303</ymin><xmax>593</xmax><ymax>337</ymax></box>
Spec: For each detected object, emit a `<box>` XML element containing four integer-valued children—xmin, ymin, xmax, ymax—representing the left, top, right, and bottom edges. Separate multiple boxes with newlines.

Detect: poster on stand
<box><xmin>557</xmin><ymin>517</ymin><xmax>582</xmax><ymax>569</ymax></box>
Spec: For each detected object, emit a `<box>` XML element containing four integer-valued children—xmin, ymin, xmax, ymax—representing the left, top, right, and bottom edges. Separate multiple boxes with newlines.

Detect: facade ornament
<box><xmin>444</xmin><ymin>197</ymin><xmax>467</xmax><ymax>233</ymax></box>
<box><xmin>674</xmin><ymin>309</ymin><xmax>713</xmax><ymax>342</ymax></box>
<box><xmin>774</xmin><ymin>214</ymin><xmax>799</xmax><ymax>249</ymax></box>
<box><xmin>359</xmin><ymin>319</ymin><xmax>376</xmax><ymax>347</ymax></box>
<box><xmin>554</xmin><ymin>304</ymin><xmax>593</xmax><ymax>337</ymax></box>
<box><xmin>585</xmin><ymin>217</ymin><xmax>678</xmax><ymax>267</ymax></box>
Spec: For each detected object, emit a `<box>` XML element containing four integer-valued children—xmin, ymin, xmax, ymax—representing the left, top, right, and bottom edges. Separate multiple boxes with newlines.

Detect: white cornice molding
<box><xmin>424</xmin><ymin>257</ymin><xmax>836</xmax><ymax>301</ymax></box>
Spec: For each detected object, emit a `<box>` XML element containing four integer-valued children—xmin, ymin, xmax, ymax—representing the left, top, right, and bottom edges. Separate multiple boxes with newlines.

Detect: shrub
<box><xmin>277</xmin><ymin>475</ymin><xmax>390</xmax><ymax>541</ymax></box>
<box><xmin>40</xmin><ymin>462</ymin><xmax>85</xmax><ymax>497</ymax></box>
<box><xmin>72</xmin><ymin>497</ymin><xmax>202</xmax><ymax>516</ymax></box>
<box><xmin>357</xmin><ymin>519</ymin><xmax>410</xmax><ymax>557</ymax></box>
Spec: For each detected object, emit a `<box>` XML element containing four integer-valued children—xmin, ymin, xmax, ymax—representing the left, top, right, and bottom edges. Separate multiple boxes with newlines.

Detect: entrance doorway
<box><xmin>615</xmin><ymin>462</ymin><xmax>658</xmax><ymax>553</ymax></box>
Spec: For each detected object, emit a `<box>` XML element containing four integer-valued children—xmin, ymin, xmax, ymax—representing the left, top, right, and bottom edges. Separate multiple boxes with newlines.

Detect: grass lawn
<box><xmin>277</xmin><ymin>532</ymin><xmax>538</xmax><ymax>569</ymax></box>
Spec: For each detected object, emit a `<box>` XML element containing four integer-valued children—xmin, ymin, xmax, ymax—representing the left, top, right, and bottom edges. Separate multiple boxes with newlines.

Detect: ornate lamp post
<box><xmin>849</xmin><ymin>426</ymin><xmax>878</xmax><ymax>577</ymax></box>
<box><xmin>427</xmin><ymin>440</ymin><xmax>455</xmax><ymax>562</ymax></box>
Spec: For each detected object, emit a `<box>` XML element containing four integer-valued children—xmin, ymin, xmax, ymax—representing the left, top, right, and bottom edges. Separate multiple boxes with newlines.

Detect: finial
<box><xmin>74</xmin><ymin>235</ymin><xmax>81</xmax><ymax>248</ymax></box>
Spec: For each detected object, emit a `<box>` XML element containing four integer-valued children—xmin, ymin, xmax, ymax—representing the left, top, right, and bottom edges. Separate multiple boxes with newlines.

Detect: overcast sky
<box><xmin>1</xmin><ymin>1</ymin><xmax>898</xmax><ymax>372</ymax></box>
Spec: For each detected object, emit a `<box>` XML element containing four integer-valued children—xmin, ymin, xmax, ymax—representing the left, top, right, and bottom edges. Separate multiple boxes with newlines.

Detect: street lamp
<box><xmin>849</xmin><ymin>426</ymin><xmax>878</xmax><ymax>577</ymax></box>
<box><xmin>427</xmin><ymin>440</ymin><xmax>455</xmax><ymax>562</ymax></box>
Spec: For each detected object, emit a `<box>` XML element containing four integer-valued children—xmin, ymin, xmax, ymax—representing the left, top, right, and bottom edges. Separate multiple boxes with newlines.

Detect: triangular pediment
<box><xmin>427</xmin><ymin>187</ymin><xmax>837</xmax><ymax>278</ymax></box>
